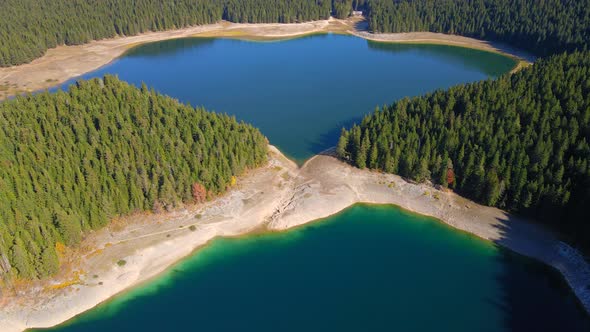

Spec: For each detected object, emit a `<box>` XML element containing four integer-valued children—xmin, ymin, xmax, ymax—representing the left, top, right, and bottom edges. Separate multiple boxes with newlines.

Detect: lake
<box><xmin>37</xmin><ymin>205</ymin><xmax>589</xmax><ymax>331</ymax></box>
<box><xmin>42</xmin><ymin>34</ymin><xmax>590</xmax><ymax>331</ymax></box>
<box><xmin>57</xmin><ymin>34</ymin><xmax>515</xmax><ymax>162</ymax></box>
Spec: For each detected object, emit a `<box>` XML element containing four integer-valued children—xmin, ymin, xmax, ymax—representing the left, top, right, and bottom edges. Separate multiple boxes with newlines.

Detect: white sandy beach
<box><xmin>0</xmin><ymin>146</ymin><xmax>588</xmax><ymax>331</ymax></box>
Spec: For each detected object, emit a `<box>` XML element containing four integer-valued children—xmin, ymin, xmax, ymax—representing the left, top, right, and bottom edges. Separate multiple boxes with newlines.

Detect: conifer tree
<box><xmin>0</xmin><ymin>76</ymin><xmax>268</xmax><ymax>278</ymax></box>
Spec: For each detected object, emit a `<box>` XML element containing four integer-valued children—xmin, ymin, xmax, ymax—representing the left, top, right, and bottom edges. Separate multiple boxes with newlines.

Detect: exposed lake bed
<box><xmin>1</xmin><ymin>147</ymin><xmax>588</xmax><ymax>332</ymax></box>
<box><xmin>0</xmin><ymin>30</ymin><xmax>588</xmax><ymax>332</ymax></box>
<box><xmin>33</xmin><ymin>204</ymin><xmax>590</xmax><ymax>332</ymax></box>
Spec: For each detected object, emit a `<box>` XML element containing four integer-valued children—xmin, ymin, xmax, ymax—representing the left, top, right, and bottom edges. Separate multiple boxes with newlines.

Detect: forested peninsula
<box><xmin>339</xmin><ymin>0</ymin><xmax>590</xmax><ymax>244</ymax></box>
<box><xmin>0</xmin><ymin>76</ymin><xmax>267</xmax><ymax>278</ymax></box>
<box><xmin>365</xmin><ymin>0</ymin><xmax>590</xmax><ymax>57</ymax></box>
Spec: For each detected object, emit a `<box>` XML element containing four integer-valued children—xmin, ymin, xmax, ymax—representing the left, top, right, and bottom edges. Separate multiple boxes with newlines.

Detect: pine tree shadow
<box><xmin>487</xmin><ymin>214</ymin><xmax>590</xmax><ymax>331</ymax></box>
<box><xmin>306</xmin><ymin>115</ymin><xmax>364</xmax><ymax>157</ymax></box>
<box><xmin>354</xmin><ymin>19</ymin><xmax>369</xmax><ymax>33</ymax></box>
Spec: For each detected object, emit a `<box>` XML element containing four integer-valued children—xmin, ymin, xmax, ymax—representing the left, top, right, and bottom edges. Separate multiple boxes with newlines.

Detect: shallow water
<box><xmin>38</xmin><ymin>205</ymin><xmax>590</xmax><ymax>331</ymax></box>
<box><xmin>57</xmin><ymin>34</ymin><xmax>515</xmax><ymax>161</ymax></box>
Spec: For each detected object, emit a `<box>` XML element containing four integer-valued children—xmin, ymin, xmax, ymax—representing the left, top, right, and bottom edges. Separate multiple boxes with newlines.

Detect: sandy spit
<box><xmin>0</xmin><ymin>17</ymin><xmax>532</xmax><ymax>101</ymax></box>
<box><xmin>0</xmin><ymin>146</ymin><xmax>588</xmax><ymax>331</ymax></box>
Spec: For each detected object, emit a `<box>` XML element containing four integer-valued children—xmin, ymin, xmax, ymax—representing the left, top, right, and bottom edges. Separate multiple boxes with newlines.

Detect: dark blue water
<box><xmin>57</xmin><ymin>34</ymin><xmax>515</xmax><ymax>161</ymax></box>
<box><xmin>37</xmin><ymin>205</ymin><xmax>590</xmax><ymax>332</ymax></box>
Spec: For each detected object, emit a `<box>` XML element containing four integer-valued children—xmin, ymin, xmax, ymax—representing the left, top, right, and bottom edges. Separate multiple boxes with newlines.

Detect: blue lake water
<box><xmin>57</xmin><ymin>34</ymin><xmax>515</xmax><ymax>162</ymax></box>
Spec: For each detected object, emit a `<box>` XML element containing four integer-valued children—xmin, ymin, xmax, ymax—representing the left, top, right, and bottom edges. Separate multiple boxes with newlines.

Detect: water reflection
<box><xmin>367</xmin><ymin>41</ymin><xmax>516</xmax><ymax>77</ymax></box>
<box><xmin>53</xmin><ymin>34</ymin><xmax>517</xmax><ymax>161</ymax></box>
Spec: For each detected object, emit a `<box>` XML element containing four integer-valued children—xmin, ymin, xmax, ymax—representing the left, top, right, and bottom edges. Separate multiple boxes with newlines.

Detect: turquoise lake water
<box><xmin>41</xmin><ymin>34</ymin><xmax>590</xmax><ymax>331</ymax></box>
<box><xmin>38</xmin><ymin>205</ymin><xmax>589</xmax><ymax>331</ymax></box>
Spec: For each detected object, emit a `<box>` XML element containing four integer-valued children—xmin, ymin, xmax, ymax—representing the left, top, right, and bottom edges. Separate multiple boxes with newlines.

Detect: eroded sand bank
<box><xmin>0</xmin><ymin>146</ymin><xmax>588</xmax><ymax>331</ymax></box>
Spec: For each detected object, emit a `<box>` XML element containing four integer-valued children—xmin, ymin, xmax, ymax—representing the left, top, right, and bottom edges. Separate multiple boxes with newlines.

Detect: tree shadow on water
<box><xmin>488</xmin><ymin>215</ymin><xmax>590</xmax><ymax>331</ymax></box>
<box><xmin>306</xmin><ymin>115</ymin><xmax>364</xmax><ymax>157</ymax></box>
<box><xmin>354</xmin><ymin>19</ymin><xmax>369</xmax><ymax>33</ymax></box>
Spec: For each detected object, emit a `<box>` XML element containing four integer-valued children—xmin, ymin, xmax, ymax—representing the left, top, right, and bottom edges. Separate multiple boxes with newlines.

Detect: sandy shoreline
<box><xmin>0</xmin><ymin>17</ymin><xmax>533</xmax><ymax>101</ymax></box>
<box><xmin>0</xmin><ymin>146</ymin><xmax>588</xmax><ymax>331</ymax></box>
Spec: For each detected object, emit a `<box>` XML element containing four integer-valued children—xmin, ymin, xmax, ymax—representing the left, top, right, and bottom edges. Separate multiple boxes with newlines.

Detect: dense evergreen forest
<box><xmin>337</xmin><ymin>51</ymin><xmax>590</xmax><ymax>242</ymax></box>
<box><xmin>366</xmin><ymin>0</ymin><xmax>590</xmax><ymax>57</ymax></box>
<box><xmin>0</xmin><ymin>0</ymin><xmax>352</xmax><ymax>67</ymax></box>
<box><xmin>4</xmin><ymin>0</ymin><xmax>590</xmax><ymax>65</ymax></box>
<box><xmin>2</xmin><ymin>0</ymin><xmax>590</xmax><ymax>278</ymax></box>
<box><xmin>0</xmin><ymin>76</ymin><xmax>268</xmax><ymax>278</ymax></box>
<box><xmin>224</xmin><ymin>0</ymin><xmax>331</xmax><ymax>22</ymax></box>
<box><xmin>0</xmin><ymin>0</ymin><xmax>224</xmax><ymax>67</ymax></box>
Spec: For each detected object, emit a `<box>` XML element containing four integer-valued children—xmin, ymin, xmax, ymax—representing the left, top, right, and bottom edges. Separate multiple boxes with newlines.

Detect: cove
<box><xmin>56</xmin><ymin>34</ymin><xmax>516</xmax><ymax>162</ymax></box>
<box><xmin>35</xmin><ymin>205</ymin><xmax>590</xmax><ymax>332</ymax></box>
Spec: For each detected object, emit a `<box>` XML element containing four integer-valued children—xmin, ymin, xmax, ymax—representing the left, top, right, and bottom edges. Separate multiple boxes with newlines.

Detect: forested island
<box><xmin>0</xmin><ymin>76</ymin><xmax>267</xmax><ymax>278</ymax></box>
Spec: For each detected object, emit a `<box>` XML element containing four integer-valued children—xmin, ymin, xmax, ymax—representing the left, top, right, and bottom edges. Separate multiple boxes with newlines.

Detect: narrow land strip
<box><xmin>0</xmin><ymin>146</ymin><xmax>588</xmax><ymax>331</ymax></box>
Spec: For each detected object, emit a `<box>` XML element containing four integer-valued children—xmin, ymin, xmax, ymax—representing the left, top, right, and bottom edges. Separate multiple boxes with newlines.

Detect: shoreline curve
<box><xmin>0</xmin><ymin>146</ymin><xmax>588</xmax><ymax>331</ymax></box>
<box><xmin>0</xmin><ymin>17</ymin><xmax>532</xmax><ymax>101</ymax></box>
